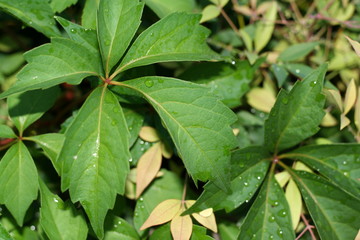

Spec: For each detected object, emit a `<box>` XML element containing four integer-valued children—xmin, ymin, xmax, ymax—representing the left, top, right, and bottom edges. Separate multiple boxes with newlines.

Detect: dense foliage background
<box><xmin>0</xmin><ymin>0</ymin><xmax>360</xmax><ymax>239</ymax></box>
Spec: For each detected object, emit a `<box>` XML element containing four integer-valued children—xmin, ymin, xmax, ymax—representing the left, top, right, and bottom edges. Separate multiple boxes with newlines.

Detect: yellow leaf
<box><xmin>139</xmin><ymin>126</ymin><xmax>160</xmax><ymax>142</ymax></box>
<box><xmin>232</xmin><ymin>128</ymin><xmax>240</xmax><ymax>136</ymax></box>
<box><xmin>354</xmin><ymin>87</ymin><xmax>360</xmax><ymax>131</ymax></box>
<box><xmin>326</xmin><ymin>89</ymin><xmax>343</xmax><ymax>112</ymax></box>
<box><xmin>285</xmin><ymin>179</ymin><xmax>302</xmax><ymax>230</ymax></box>
<box><xmin>199</xmin><ymin>208</ymin><xmax>213</xmax><ymax>218</ymax></box>
<box><xmin>275</xmin><ymin>171</ymin><xmax>290</xmax><ymax>188</ymax></box>
<box><xmin>136</xmin><ymin>143</ymin><xmax>162</xmax><ymax>198</ymax></box>
<box><xmin>354</xmin><ymin>229</ymin><xmax>360</xmax><ymax>240</ymax></box>
<box><xmin>294</xmin><ymin>161</ymin><xmax>313</xmax><ymax>173</ymax></box>
<box><xmin>184</xmin><ymin>200</ymin><xmax>217</xmax><ymax>232</ymax></box>
<box><xmin>161</xmin><ymin>142</ymin><xmax>173</xmax><ymax>159</ymax></box>
<box><xmin>125</xmin><ymin>179</ymin><xmax>136</xmax><ymax>200</ymax></box>
<box><xmin>345</xmin><ymin>35</ymin><xmax>360</xmax><ymax>57</ymax></box>
<box><xmin>140</xmin><ymin>199</ymin><xmax>181</xmax><ymax>230</ymax></box>
<box><xmin>246</xmin><ymin>87</ymin><xmax>276</xmax><ymax>113</ymax></box>
<box><xmin>200</xmin><ymin>5</ymin><xmax>221</xmax><ymax>23</ymax></box>
<box><xmin>344</xmin><ymin>79</ymin><xmax>357</xmax><ymax>115</ymax></box>
<box><xmin>321</xmin><ymin>111</ymin><xmax>338</xmax><ymax>127</ymax></box>
<box><xmin>171</xmin><ymin>208</ymin><xmax>193</xmax><ymax>240</ymax></box>
<box><xmin>340</xmin><ymin>114</ymin><xmax>351</xmax><ymax>130</ymax></box>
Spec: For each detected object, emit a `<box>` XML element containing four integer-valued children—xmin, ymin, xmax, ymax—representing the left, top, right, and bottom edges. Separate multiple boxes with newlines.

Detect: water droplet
<box><xmin>53</xmin><ymin>197</ymin><xmax>59</xmax><ymax>203</ymax></box>
<box><xmin>32</xmin><ymin>76</ymin><xmax>38</xmax><ymax>80</ymax></box>
<box><xmin>139</xmin><ymin>197</ymin><xmax>144</xmax><ymax>201</ymax></box>
<box><xmin>73</xmin><ymin>155</ymin><xmax>78</xmax><ymax>160</ymax></box>
<box><xmin>278</xmin><ymin>210</ymin><xmax>287</xmax><ymax>217</ymax></box>
<box><xmin>281</xmin><ymin>97</ymin><xmax>289</xmax><ymax>105</ymax></box>
<box><xmin>93</xmin><ymin>164</ymin><xmax>96</xmax><ymax>168</ymax></box>
<box><xmin>269</xmin><ymin>215</ymin><xmax>275</xmax><ymax>222</ymax></box>
<box><xmin>277</xmin><ymin>229</ymin><xmax>283</xmax><ymax>236</ymax></box>
<box><xmin>257</xmin><ymin>176</ymin><xmax>261</xmax><ymax>180</ymax></box>
<box><xmin>295</xmin><ymin>69</ymin><xmax>300</xmax><ymax>74</ymax></box>
<box><xmin>29</xmin><ymin>21</ymin><xmax>33</xmax><ymax>25</ymax></box>
<box><xmin>92</xmin><ymin>152</ymin><xmax>98</xmax><ymax>157</ymax></box>
<box><xmin>145</xmin><ymin>79</ymin><xmax>154</xmax><ymax>88</ymax></box>
<box><xmin>145</xmin><ymin>142</ymin><xmax>149</xmax><ymax>145</ymax></box>
<box><xmin>344</xmin><ymin>171</ymin><xmax>349</xmax><ymax>176</ymax></box>
<box><xmin>70</xmin><ymin>28</ymin><xmax>77</xmax><ymax>33</ymax></box>
<box><xmin>252</xmin><ymin>233</ymin><xmax>256</xmax><ymax>238</ymax></box>
<box><xmin>231</xmin><ymin>60</ymin><xmax>236</xmax><ymax>65</ymax></box>
<box><xmin>244</xmin><ymin>182</ymin><xmax>249</xmax><ymax>186</ymax></box>
<box><xmin>140</xmin><ymin>147</ymin><xmax>145</xmax><ymax>151</ymax></box>
<box><xmin>140</xmin><ymin>140</ymin><xmax>144</xmax><ymax>145</ymax></box>
<box><xmin>118</xmin><ymin>220</ymin><xmax>122</xmax><ymax>225</ymax></box>
<box><xmin>342</xmin><ymin>160</ymin><xmax>347</xmax><ymax>165</ymax></box>
<box><xmin>245</xmin><ymin>199</ymin><xmax>249</xmax><ymax>203</ymax></box>
<box><xmin>239</xmin><ymin>176</ymin><xmax>242</xmax><ymax>180</ymax></box>
<box><xmin>310</xmin><ymin>80</ymin><xmax>317</xmax><ymax>87</ymax></box>
<box><xmin>113</xmin><ymin>224</ymin><xmax>117</xmax><ymax>228</ymax></box>
<box><xmin>129</xmin><ymin>158</ymin><xmax>133</xmax><ymax>162</ymax></box>
<box><xmin>30</xmin><ymin>225</ymin><xmax>36</xmax><ymax>231</ymax></box>
<box><xmin>270</xmin><ymin>235</ymin><xmax>274</xmax><ymax>239</ymax></box>
<box><xmin>141</xmin><ymin>205</ymin><xmax>145</xmax><ymax>209</ymax></box>
<box><xmin>274</xmin><ymin>201</ymin><xmax>279</xmax><ymax>206</ymax></box>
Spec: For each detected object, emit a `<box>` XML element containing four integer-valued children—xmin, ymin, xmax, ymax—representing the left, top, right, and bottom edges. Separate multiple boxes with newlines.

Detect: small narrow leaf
<box><xmin>264</xmin><ymin>64</ymin><xmax>327</xmax><ymax>153</ymax></box>
<box><xmin>278</xmin><ymin>42</ymin><xmax>319</xmax><ymax>62</ymax></box>
<box><xmin>237</xmin><ymin>172</ymin><xmax>295</xmax><ymax>239</ymax></box>
<box><xmin>345</xmin><ymin>35</ymin><xmax>360</xmax><ymax>56</ymax></box>
<box><xmin>8</xmin><ymin>87</ymin><xmax>60</xmax><ymax>134</ymax></box>
<box><xmin>0</xmin><ymin>142</ymin><xmax>38</xmax><ymax>225</ymax></box>
<box><xmin>210</xmin><ymin>0</ymin><xmax>229</xmax><ymax>7</ymax></box>
<box><xmin>58</xmin><ymin>86</ymin><xmax>131</xmax><ymax>238</ymax></box>
<box><xmin>81</xmin><ymin>0</ymin><xmax>99</xmax><ymax>29</ymax></box>
<box><xmin>50</xmin><ymin>0</ymin><xmax>77</xmax><ymax>13</ymax></box>
<box><xmin>0</xmin><ymin>38</ymin><xmax>102</xmax><ymax>99</ymax></box>
<box><xmin>254</xmin><ymin>1</ymin><xmax>277</xmax><ymax>52</ymax></box>
<box><xmin>171</xmin><ymin>210</ymin><xmax>193</xmax><ymax>240</ymax></box>
<box><xmin>39</xmin><ymin>179</ymin><xmax>88</xmax><ymax>240</ymax></box>
<box><xmin>291</xmin><ymin>170</ymin><xmax>360</xmax><ymax>240</ymax></box>
<box><xmin>0</xmin><ymin>0</ymin><xmax>60</xmax><ymax>38</ymax></box>
<box><xmin>139</xmin><ymin>126</ymin><xmax>160</xmax><ymax>142</ymax></box>
<box><xmin>285</xmin><ymin>179</ymin><xmax>302</xmax><ymax>229</ymax></box>
<box><xmin>122</xmin><ymin>77</ymin><xmax>237</xmax><ymax>191</ymax></box>
<box><xmin>161</xmin><ymin>142</ymin><xmax>173</xmax><ymax>159</ymax></box>
<box><xmin>343</xmin><ymin>78</ymin><xmax>357</xmax><ymax>115</ymax></box>
<box><xmin>200</xmin><ymin>5</ymin><xmax>221</xmax><ymax>23</ymax></box>
<box><xmin>0</xmin><ymin>125</ymin><xmax>16</xmax><ymax>138</ymax></box>
<box><xmin>140</xmin><ymin>199</ymin><xmax>181</xmax><ymax>230</ymax></box>
<box><xmin>116</xmin><ymin>13</ymin><xmax>221</xmax><ymax>73</ymax></box>
<box><xmin>97</xmin><ymin>0</ymin><xmax>144</xmax><ymax>74</ymax></box>
<box><xmin>136</xmin><ymin>143</ymin><xmax>162</xmax><ymax>198</ymax></box>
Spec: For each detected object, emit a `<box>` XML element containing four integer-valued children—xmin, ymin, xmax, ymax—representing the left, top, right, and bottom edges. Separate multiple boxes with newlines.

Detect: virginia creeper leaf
<box><xmin>122</xmin><ymin>77</ymin><xmax>237</xmax><ymax>191</ymax></box>
<box><xmin>39</xmin><ymin>179</ymin><xmax>88</xmax><ymax>240</ymax></box>
<box><xmin>8</xmin><ymin>87</ymin><xmax>60</xmax><ymax>134</ymax></box>
<box><xmin>278</xmin><ymin>42</ymin><xmax>319</xmax><ymax>62</ymax></box>
<box><xmin>50</xmin><ymin>0</ymin><xmax>78</xmax><ymax>13</ymax></box>
<box><xmin>0</xmin><ymin>38</ymin><xmax>102</xmax><ymax>99</ymax></box>
<box><xmin>144</xmin><ymin>0</ymin><xmax>196</xmax><ymax>18</ymax></box>
<box><xmin>291</xmin><ymin>170</ymin><xmax>360</xmax><ymax>240</ymax></box>
<box><xmin>287</xmin><ymin>144</ymin><xmax>360</xmax><ymax>199</ymax></box>
<box><xmin>97</xmin><ymin>0</ymin><xmax>144</xmax><ymax>75</ymax></box>
<box><xmin>0</xmin><ymin>0</ymin><xmax>60</xmax><ymax>38</ymax></box>
<box><xmin>185</xmin><ymin>146</ymin><xmax>270</xmax><ymax>214</ymax></box>
<box><xmin>0</xmin><ymin>142</ymin><xmax>38</xmax><ymax>225</ymax></box>
<box><xmin>81</xmin><ymin>0</ymin><xmax>99</xmax><ymax>29</ymax></box>
<box><xmin>264</xmin><ymin>64</ymin><xmax>327</xmax><ymax>154</ymax></box>
<box><xmin>171</xmin><ymin>209</ymin><xmax>193</xmax><ymax>240</ymax></box>
<box><xmin>57</xmin><ymin>86</ymin><xmax>131</xmax><ymax>238</ymax></box>
<box><xmin>104</xmin><ymin>214</ymin><xmax>140</xmax><ymax>240</ymax></box>
<box><xmin>0</xmin><ymin>125</ymin><xmax>16</xmax><ymax>138</ymax></box>
<box><xmin>136</xmin><ymin>142</ymin><xmax>162</xmax><ymax>198</ymax></box>
<box><xmin>237</xmin><ymin>172</ymin><xmax>295</xmax><ymax>240</ymax></box>
<box><xmin>115</xmin><ymin>13</ymin><xmax>221</xmax><ymax>74</ymax></box>
<box><xmin>27</xmin><ymin>133</ymin><xmax>65</xmax><ymax>174</ymax></box>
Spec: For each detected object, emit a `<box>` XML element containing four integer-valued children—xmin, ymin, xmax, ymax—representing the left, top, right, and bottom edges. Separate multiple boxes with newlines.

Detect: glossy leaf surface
<box><xmin>0</xmin><ymin>125</ymin><xmax>16</xmax><ymax>138</ymax></box>
<box><xmin>264</xmin><ymin>64</ymin><xmax>327</xmax><ymax>153</ymax></box>
<box><xmin>104</xmin><ymin>215</ymin><xmax>140</xmax><ymax>240</ymax></box>
<box><xmin>0</xmin><ymin>142</ymin><xmax>38</xmax><ymax>225</ymax></box>
<box><xmin>122</xmin><ymin>77</ymin><xmax>237</xmax><ymax>191</ymax></box>
<box><xmin>145</xmin><ymin>0</ymin><xmax>196</xmax><ymax>18</ymax></box>
<box><xmin>58</xmin><ymin>86</ymin><xmax>131</xmax><ymax>238</ymax></box>
<box><xmin>50</xmin><ymin>0</ymin><xmax>77</xmax><ymax>13</ymax></box>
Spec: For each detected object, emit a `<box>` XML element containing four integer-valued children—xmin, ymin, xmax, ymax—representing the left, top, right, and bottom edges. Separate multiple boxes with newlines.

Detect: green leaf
<box><xmin>185</xmin><ymin>146</ymin><xmax>270</xmax><ymax>214</ymax></box>
<box><xmin>278</xmin><ymin>42</ymin><xmax>319</xmax><ymax>62</ymax></box>
<box><xmin>264</xmin><ymin>64</ymin><xmax>327</xmax><ymax>154</ymax></box>
<box><xmin>133</xmin><ymin>170</ymin><xmax>182</xmax><ymax>233</ymax></box>
<box><xmin>115</xmin><ymin>13</ymin><xmax>221</xmax><ymax>74</ymax></box>
<box><xmin>291</xmin><ymin>170</ymin><xmax>360</xmax><ymax>240</ymax></box>
<box><xmin>254</xmin><ymin>1</ymin><xmax>277</xmax><ymax>52</ymax></box>
<box><xmin>0</xmin><ymin>222</ymin><xmax>13</xmax><ymax>240</ymax></box>
<box><xmin>191</xmin><ymin>225</ymin><xmax>214</xmax><ymax>240</ymax></box>
<box><xmin>39</xmin><ymin>179</ymin><xmax>88</xmax><ymax>240</ymax></box>
<box><xmin>122</xmin><ymin>77</ymin><xmax>237</xmax><ymax>191</ymax></box>
<box><xmin>57</xmin><ymin>86</ymin><xmax>131</xmax><ymax>238</ymax></box>
<box><xmin>237</xmin><ymin>172</ymin><xmax>295</xmax><ymax>240</ymax></box>
<box><xmin>0</xmin><ymin>37</ymin><xmax>102</xmax><ymax>99</ymax></box>
<box><xmin>81</xmin><ymin>0</ymin><xmax>99</xmax><ymax>29</ymax></box>
<box><xmin>0</xmin><ymin>142</ymin><xmax>38</xmax><ymax>225</ymax></box>
<box><xmin>27</xmin><ymin>133</ymin><xmax>65</xmax><ymax>174</ymax></box>
<box><xmin>285</xmin><ymin>63</ymin><xmax>312</xmax><ymax>78</ymax></box>
<box><xmin>123</xmin><ymin>106</ymin><xmax>145</xmax><ymax>147</ymax></box>
<box><xmin>50</xmin><ymin>0</ymin><xmax>77</xmax><ymax>13</ymax></box>
<box><xmin>0</xmin><ymin>52</ymin><xmax>25</xmax><ymax>75</ymax></box>
<box><xmin>97</xmin><ymin>0</ymin><xmax>144</xmax><ymax>75</ymax></box>
<box><xmin>8</xmin><ymin>87</ymin><xmax>60</xmax><ymax>134</ymax></box>
<box><xmin>150</xmin><ymin>223</ymin><xmax>213</xmax><ymax>240</ymax></box>
<box><xmin>200</xmin><ymin>5</ymin><xmax>221</xmax><ymax>23</ymax></box>
<box><xmin>218</xmin><ymin>223</ymin><xmax>239</xmax><ymax>240</ymax></box>
<box><xmin>104</xmin><ymin>214</ymin><xmax>140</xmax><ymax>240</ymax></box>
<box><xmin>0</xmin><ymin>0</ymin><xmax>60</xmax><ymax>38</ymax></box>
<box><xmin>0</xmin><ymin>125</ymin><xmax>16</xmax><ymax>138</ymax></box>
<box><xmin>286</xmin><ymin>144</ymin><xmax>360</xmax><ymax>199</ymax></box>
<box><xmin>271</xmin><ymin>64</ymin><xmax>288</xmax><ymax>87</ymax></box>
<box><xmin>144</xmin><ymin>0</ymin><xmax>196</xmax><ymax>18</ymax></box>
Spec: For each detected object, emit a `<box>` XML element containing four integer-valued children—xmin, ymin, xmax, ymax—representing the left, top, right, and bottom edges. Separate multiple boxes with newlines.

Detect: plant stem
<box><xmin>220</xmin><ymin>8</ymin><xmax>240</xmax><ymax>34</ymax></box>
<box><xmin>295</xmin><ymin>214</ymin><xmax>317</xmax><ymax>240</ymax></box>
<box><xmin>181</xmin><ymin>174</ymin><xmax>188</xmax><ymax>205</ymax></box>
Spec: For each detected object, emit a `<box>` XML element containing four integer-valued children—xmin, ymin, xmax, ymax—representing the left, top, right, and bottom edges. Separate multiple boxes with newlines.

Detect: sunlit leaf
<box><xmin>210</xmin><ymin>0</ymin><xmax>229</xmax><ymax>7</ymax></box>
<box><xmin>254</xmin><ymin>1</ymin><xmax>277</xmax><ymax>52</ymax></box>
<box><xmin>81</xmin><ymin>0</ymin><xmax>99</xmax><ymax>29</ymax></box>
<box><xmin>171</xmin><ymin>213</ymin><xmax>193</xmax><ymax>240</ymax></box>
<box><xmin>139</xmin><ymin>126</ymin><xmax>160</xmax><ymax>142</ymax></box>
<box><xmin>136</xmin><ymin>143</ymin><xmax>162</xmax><ymax>198</ymax></box>
<box><xmin>186</xmin><ymin>201</ymin><xmax>217</xmax><ymax>233</ymax></box>
<box><xmin>200</xmin><ymin>5</ymin><xmax>221</xmax><ymax>23</ymax></box>
<box><xmin>285</xmin><ymin>179</ymin><xmax>302</xmax><ymax>229</ymax></box>
<box><xmin>340</xmin><ymin>114</ymin><xmax>351</xmax><ymax>130</ymax></box>
<box><xmin>104</xmin><ymin>214</ymin><xmax>140</xmax><ymax>240</ymax></box>
<box><xmin>50</xmin><ymin>0</ymin><xmax>77</xmax><ymax>13</ymax></box>
<box><xmin>321</xmin><ymin>111</ymin><xmax>338</xmax><ymax>127</ymax></box>
<box><xmin>144</xmin><ymin>0</ymin><xmax>196</xmax><ymax>18</ymax></box>
<box><xmin>161</xmin><ymin>142</ymin><xmax>173</xmax><ymax>159</ymax></box>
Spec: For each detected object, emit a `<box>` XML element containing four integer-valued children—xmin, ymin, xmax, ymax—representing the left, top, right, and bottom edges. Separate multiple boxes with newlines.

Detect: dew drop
<box><xmin>257</xmin><ymin>176</ymin><xmax>261</xmax><ymax>180</ymax></box>
<box><xmin>32</xmin><ymin>76</ymin><xmax>38</xmax><ymax>80</ymax></box>
<box><xmin>295</xmin><ymin>69</ymin><xmax>300</xmax><ymax>74</ymax></box>
<box><xmin>140</xmin><ymin>147</ymin><xmax>145</xmax><ymax>151</ymax></box>
<box><xmin>277</xmin><ymin>229</ymin><xmax>283</xmax><ymax>236</ymax></box>
<box><xmin>118</xmin><ymin>220</ymin><xmax>122</xmax><ymax>225</ymax></box>
<box><xmin>70</xmin><ymin>28</ymin><xmax>77</xmax><ymax>33</ymax></box>
<box><xmin>310</xmin><ymin>80</ymin><xmax>317</xmax><ymax>87</ymax></box>
<box><xmin>145</xmin><ymin>79</ymin><xmax>154</xmax><ymax>88</ymax></box>
<box><xmin>244</xmin><ymin>182</ymin><xmax>249</xmax><ymax>186</ymax></box>
<box><xmin>231</xmin><ymin>60</ymin><xmax>236</xmax><ymax>65</ymax></box>
<box><xmin>113</xmin><ymin>224</ymin><xmax>117</xmax><ymax>228</ymax></box>
<box><xmin>140</xmin><ymin>140</ymin><xmax>144</xmax><ymax>145</ymax></box>
<box><xmin>53</xmin><ymin>197</ymin><xmax>59</xmax><ymax>203</ymax></box>
<box><xmin>29</xmin><ymin>21</ymin><xmax>33</xmax><ymax>25</ymax></box>
<box><xmin>245</xmin><ymin>199</ymin><xmax>249</xmax><ymax>203</ymax></box>
<box><xmin>73</xmin><ymin>155</ymin><xmax>78</xmax><ymax>160</ymax></box>
<box><xmin>274</xmin><ymin>201</ymin><xmax>279</xmax><ymax>206</ymax></box>
<box><xmin>344</xmin><ymin>171</ymin><xmax>349</xmax><ymax>176</ymax></box>
<box><xmin>92</xmin><ymin>152</ymin><xmax>98</xmax><ymax>157</ymax></box>
<box><xmin>30</xmin><ymin>225</ymin><xmax>36</xmax><ymax>231</ymax></box>
<box><xmin>139</xmin><ymin>197</ymin><xmax>144</xmax><ymax>202</ymax></box>
<box><xmin>129</xmin><ymin>158</ymin><xmax>133</xmax><ymax>163</ymax></box>
<box><xmin>269</xmin><ymin>215</ymin><xmax>275</xmax><ymax>222</ymax></box>
<box><xmin>269</xmin><ymin>234</ymin><xmax>274</xmax><ymax>239</ymax></box>
<box><xmin>342</xmin><ymin>160</ymin><xmax>347</xmax><ymax>165</ymax></box>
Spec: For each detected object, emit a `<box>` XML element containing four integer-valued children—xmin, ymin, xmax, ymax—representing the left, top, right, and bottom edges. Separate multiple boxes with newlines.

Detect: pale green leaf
<box><xmin>39</xmin><ymin>179</ymin><xmax>88</xmax><ymax>240</ymax></box>
<box><xmin>345</xmin><ymin>35</ymin><xmax>360</xmax><ymax>56</ymax></box>
<box><xmin>8</xmin><ymin>87</ymin><xmax>60</xmax><ymax>134</ymax></box>
<box><xmin>0</xmin><ymin>125</ymin><xmax>16</xmax><ymax>138</ymax></box>
<box><xmin>81</xmin><ymin>0</ymin><xmax>99</xmax><ymax>29</ymax></box>
<box><xmin>278</xmin><ymin>42</ymin><xmax>319</xmax><ymax>62</ymax></box>
<box><xmin>144</xmin><ymin>0</ymin><xmax>196</xmax><ymax>18</ymax></box>
<box><xmin>247</xmin><ymin>87</ymin><xmax>276</xmax><ymax>113</ymax></box>
<box><xmin>285</xmin><ymin>179</ymin><xmax>302</xmax><ymax>229</ymax></box>
<box><xmin>287</xmin><ymin>144</ymin><xmax>360</xmax><ymax>199</ymax></box>
<box><xmin>343</xmin><ymin>78</ymin><xmax>357</xmax><ymax>115</ymax></box>
<box><xmin>210</xmin><ymin>0</ymin><xmax>229</xmax><ymax>7</ymax></box>
<box><xmin>185</xmin><ymin>146</ymin><xmax>270</xmax><ymax>214</ymax></box>
<box><xmin>0</xmin><ymin>222</ymin><xmax>13</xmax><ymax>240</ymax></box>
<box><xmin>57</xmin><ymin>86</ymin><xmax>131</xmax><ymax>238</ymax></box>
<box><xmin>0</xmin><ymin>142</ymin><xmax>38</xmax><ymax>225</ymax></box>
<box><xmin>104</xmin><ymin>214</ymin><xmax>140</xmax><ymax>240</ymax></box>
<box><xmin>50</xmin><ymin>0</ymin><xmax>78</xmax><ymax>13</ymax></box>
<box><xmin>0</xmin><ymin>52</ymin><xmax>25</xmax><ymax>75</ymax></box>
<box><xmin>27</xmin><ymin>133</ymin><xmax>65</xmax><ymax>174</ymax></box>
<box><xmin>264</xmin><ymin>64</ymin><xmax>327</xmax><ymax>154</ymax></box>
<box><xmin>97</xmin><ymin>0</ymin><xmax>144</xmax><ymax>75</ymax></box>
<box><xmin>200</xmin><ymin>5</ymin><xmax>221</xmax><ymax>23</ymax></box>
<box><xmin>291</xmin><ymin>170</ymin><xmax>360</xmax><ymax>240</ymax></box>
<box><xmin>121</xmin><ymin>77</ymin><xmax>237</xmax><ymax>191</ymax></box>
<box><xmin>0</xmin><ymin>0</ymin><xmax>60</xmax><ymax>38</ymax></box>
<box><xmin>254</xmin><ymin>1</ymin><xmax>277</xmax><ymax>52</ymax></box>
<box><xmin>237</xmin><ymin>173</ymin><xmax>295</xmax><ymax>239</ymax></box>
<box><xmin>115</xmin><ymin>13</ymin><xmax>221</xmax><ymax>74</ymax></box>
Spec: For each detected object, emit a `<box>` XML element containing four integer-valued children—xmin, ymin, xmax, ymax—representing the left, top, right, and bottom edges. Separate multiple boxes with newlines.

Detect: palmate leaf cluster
<box><xmin>0</xmin><ymin>0</ymin><xmax>359</xmax><ymax>240</ymax></box>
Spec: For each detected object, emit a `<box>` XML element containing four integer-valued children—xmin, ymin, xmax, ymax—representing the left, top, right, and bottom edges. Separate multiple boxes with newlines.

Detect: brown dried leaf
<box><xmin>171</xmin><ymin>208</ymin><xmax>193</xmax><ymax>240</ymax></box>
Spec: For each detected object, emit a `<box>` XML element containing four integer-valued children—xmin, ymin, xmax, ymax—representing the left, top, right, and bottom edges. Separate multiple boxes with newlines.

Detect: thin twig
<box><xmin>220</xmin><ymin>8</ymin><xmax>239</xmax><ymax>34</ymax></box>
